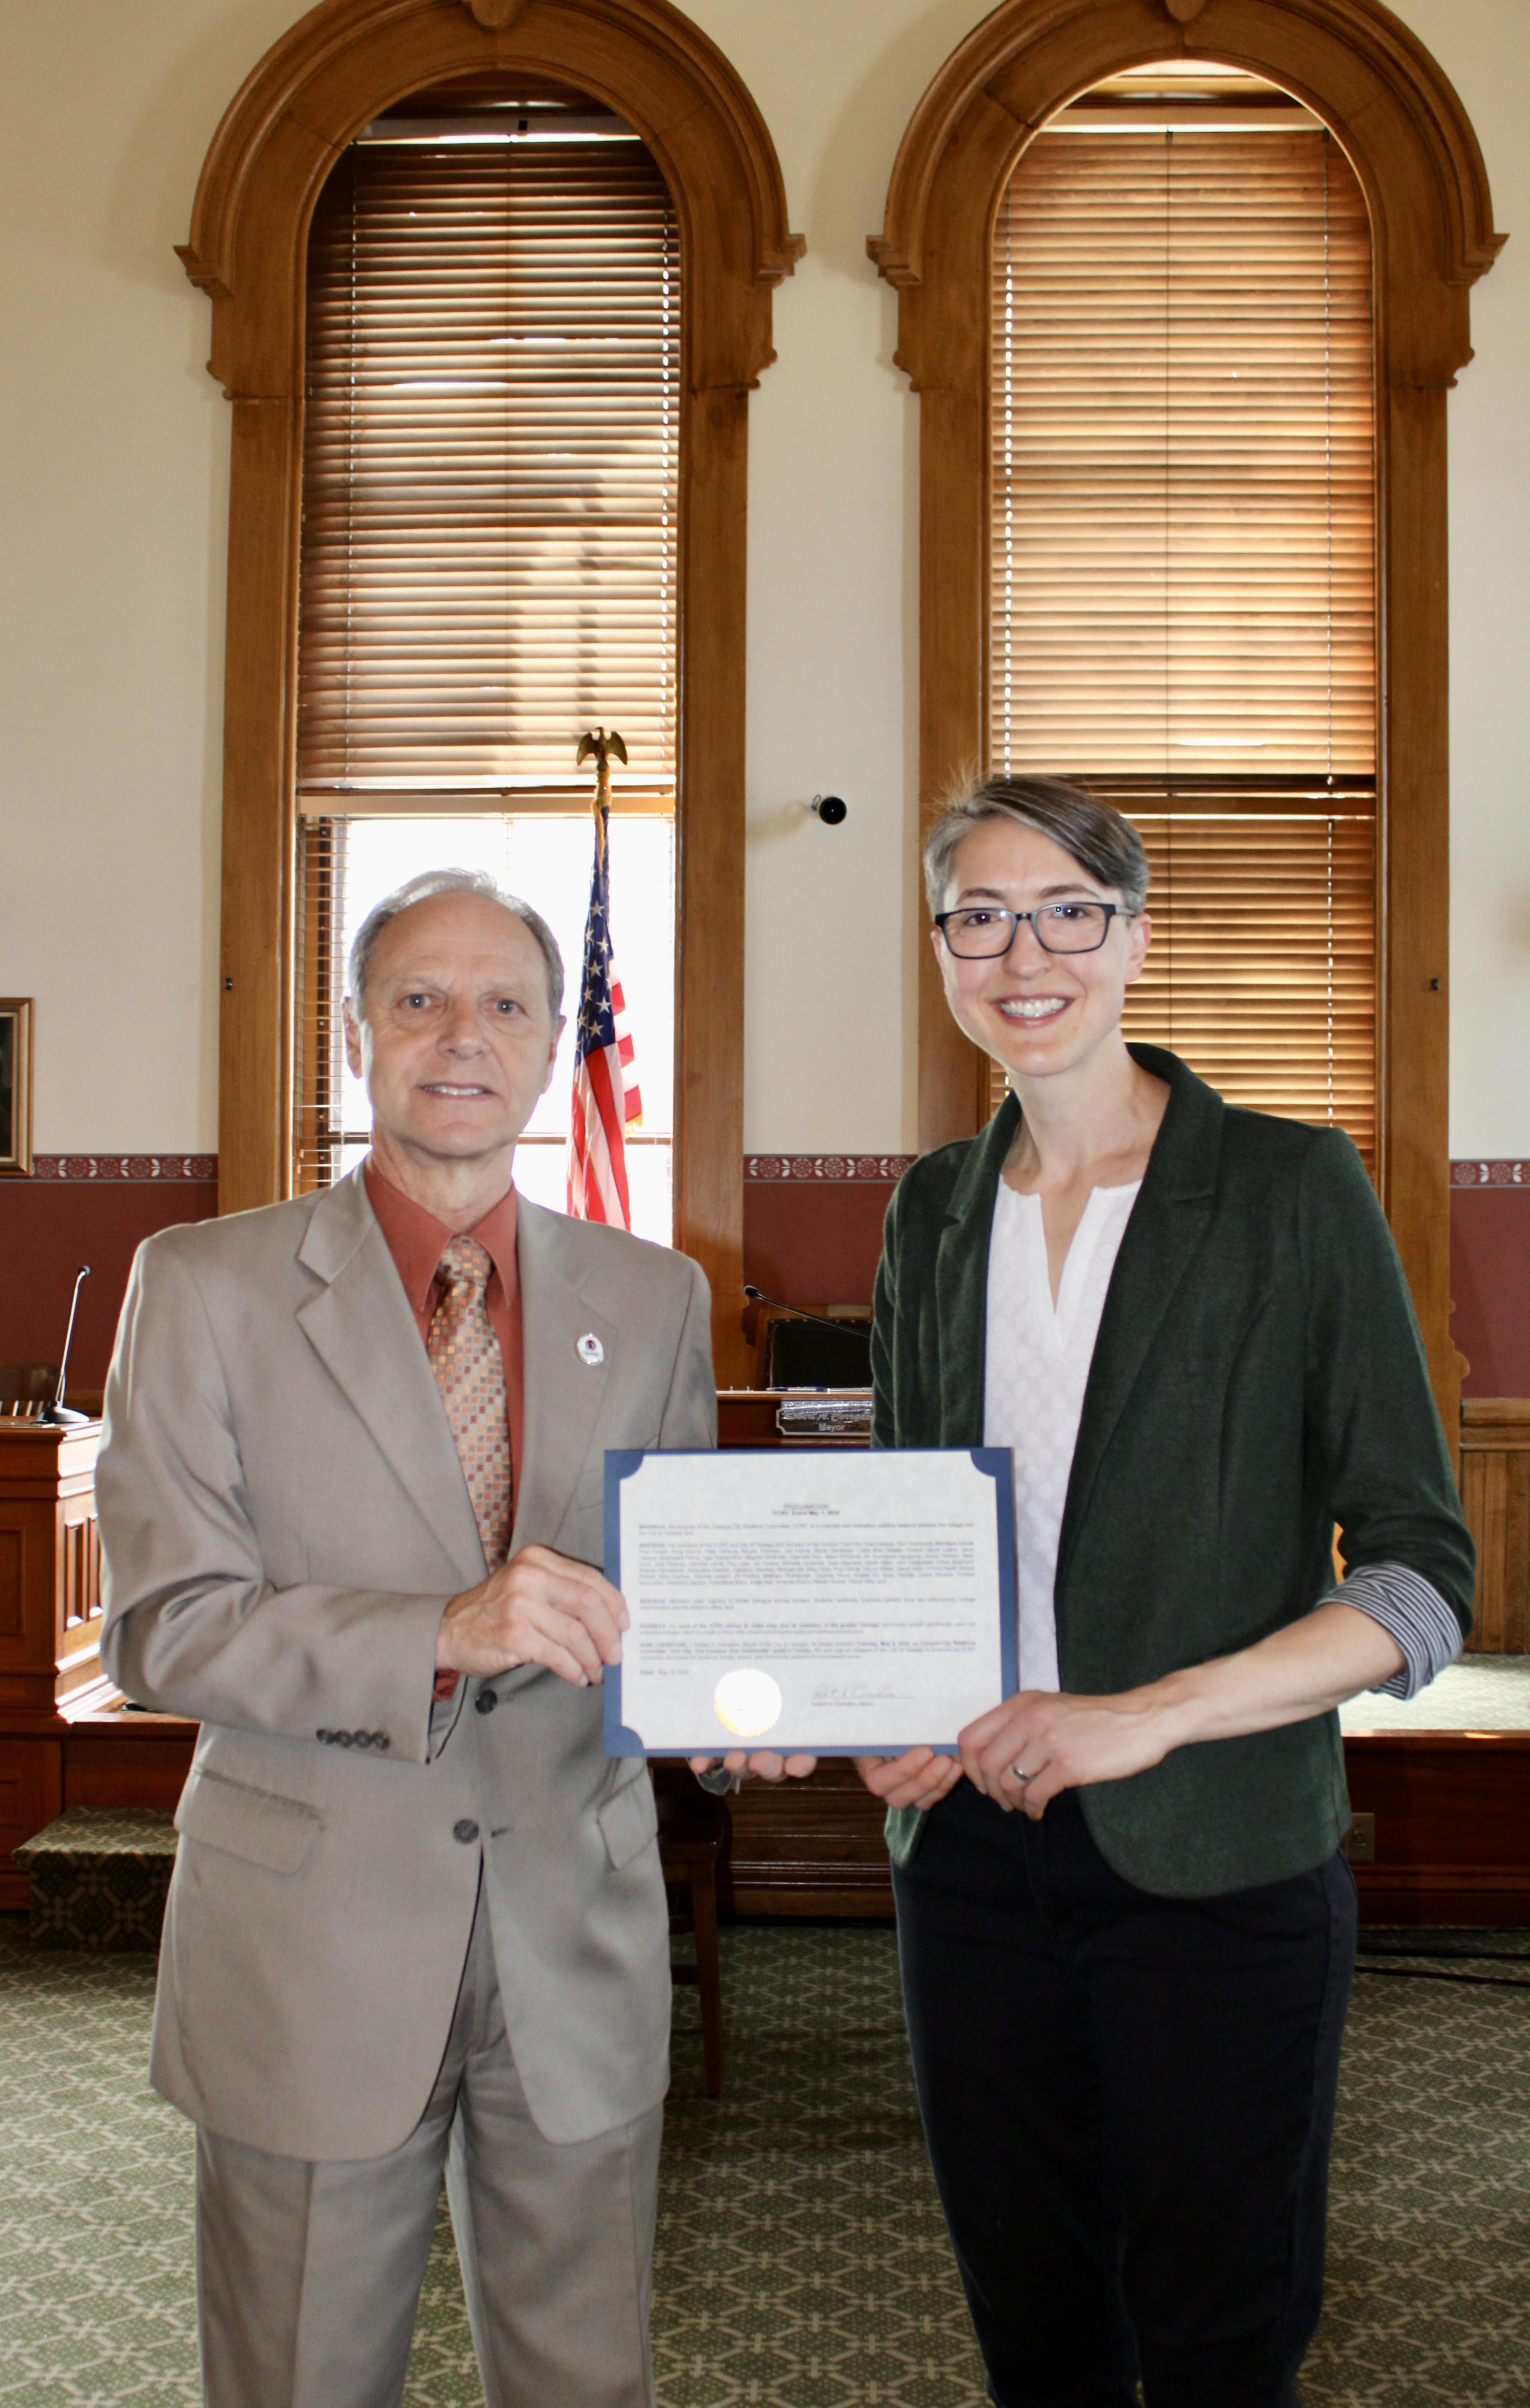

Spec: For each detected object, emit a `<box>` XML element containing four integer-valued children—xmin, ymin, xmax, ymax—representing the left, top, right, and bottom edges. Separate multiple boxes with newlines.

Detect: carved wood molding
<box><xmin>179</xmin><ymin>0</ymin><xmax>800</xmax><ymax>1381</ymax></box>
<box><xmin>1461</xmin><ymin>1397</ymin><xmax>1530</xmax><ymax>1455</ymax></box>
<box><xmin>179</xmin><ymin>0</ymin><xmax>803</xmax><ymax>397</ymax></box>
<box><xmin>869</xmin><ymin>0</ymin><xmax>1504</xmax><ymax>382</ymax></box>
<box><xmin>867</xmin><ymin>0</ymin><xmax>1506</xmax><ymax>1445</ymax></box>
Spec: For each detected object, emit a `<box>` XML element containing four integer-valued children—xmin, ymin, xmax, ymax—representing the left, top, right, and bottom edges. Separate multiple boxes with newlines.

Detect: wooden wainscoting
<box><xmin>1460</xmin><ymin>1398</ymin><xmax>1530</xmax><ymax>1652</ymax></box>
<box><xmin>1344</xmin><ymin>1733</ymin><xmax>1530</xmax><ymax>1924</ymax></box>
<box><xmin>718</xmin><ymin>1759</ymin><xmax>896</xmax><ymax>1921</ymax></box>
<box><xmin>4</xmin><ymin>1393</ymin><xmax>1526</xmax><ymax>1922</ymax></box>
<box><xmin>716</xmin><ymin>1391</ymin><xmax>1530</xmax><ymax>1921</ymax></box>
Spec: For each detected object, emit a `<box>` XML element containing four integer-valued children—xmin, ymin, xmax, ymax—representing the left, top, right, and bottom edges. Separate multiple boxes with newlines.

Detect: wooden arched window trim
<box><xmin>868</xmin><ymin>0</ymin><xmax>1504</xmax><ymax>1437</ymax></box>
<box><xmin>179</xmin><ymin>0</ymin><xmax>802</xmax><ymax>1382</ymax></box>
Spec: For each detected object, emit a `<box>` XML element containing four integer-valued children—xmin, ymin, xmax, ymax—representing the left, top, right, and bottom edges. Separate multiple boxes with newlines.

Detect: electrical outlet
<box><xmin>1344</xmin><ymin>1812</ymin><xmax>1375</xmax><ymax>1865</ymax></box>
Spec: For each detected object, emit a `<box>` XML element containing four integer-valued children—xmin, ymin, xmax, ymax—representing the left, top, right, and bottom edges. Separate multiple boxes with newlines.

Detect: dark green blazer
<box><xmin>872</xmin><ymin>1045</ymin><xmax>1474</xmax><ymax>1898</ymax></box>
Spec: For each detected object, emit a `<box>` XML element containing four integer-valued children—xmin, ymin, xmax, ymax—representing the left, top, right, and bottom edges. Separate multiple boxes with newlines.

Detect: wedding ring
<box><xmin>1008</xmin><ymin>1763</ymin><xmax>1032</xmax><ymax>1785</ymax></box>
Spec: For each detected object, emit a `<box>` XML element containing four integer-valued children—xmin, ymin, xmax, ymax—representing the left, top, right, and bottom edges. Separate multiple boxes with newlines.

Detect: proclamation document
<box><xmin>603</xmin><ymin>1448</ymin><xmax>1016</xmax><ymax>1757</ymax></box>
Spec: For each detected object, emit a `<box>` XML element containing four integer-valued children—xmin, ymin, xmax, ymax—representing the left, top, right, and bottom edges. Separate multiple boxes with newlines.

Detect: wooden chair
<box><xmin>652</xmin><ymin>1763</ymin><xmax>728</xmax><ymax>2098</ymax></box>
<box><xmin>0</xmin><ymin>1363</ymin><xmax>58</xmax><ymax>1419</ymax></box>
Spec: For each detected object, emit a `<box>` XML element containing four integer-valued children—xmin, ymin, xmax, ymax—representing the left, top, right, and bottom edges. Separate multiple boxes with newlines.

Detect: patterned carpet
<box><xmin>0</xmin><ymin>1919</ymin><xmax>1525</xmax><ymax>2407</ymax></box>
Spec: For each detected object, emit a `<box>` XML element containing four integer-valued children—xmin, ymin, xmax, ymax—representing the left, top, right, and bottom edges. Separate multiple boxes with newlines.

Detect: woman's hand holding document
<box><xmin>603</xmin><ymin>1447</ymin><xmax>1016</xmax><ymax>1762</ymax></box>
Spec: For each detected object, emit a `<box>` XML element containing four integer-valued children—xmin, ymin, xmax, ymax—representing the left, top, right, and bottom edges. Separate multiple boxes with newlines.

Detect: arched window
<box><xmin>870</xmin><ymin>0</ymin><xmax>1503</xmax><ymax>1435</ymax></box>
<box><xmin>987</xmin><ymin>70</ymin><xmax>1377</xmax><ymax>1162</ymax></box>
<box><xmin>294</xmin><ymin>80</ymin><xmax>681</xmax><ymax>1237</ymax></box>
<box><xmin>181</xmin><ymin>0</ymin><xmax>801</xmax><ymax>1380</ymax></box>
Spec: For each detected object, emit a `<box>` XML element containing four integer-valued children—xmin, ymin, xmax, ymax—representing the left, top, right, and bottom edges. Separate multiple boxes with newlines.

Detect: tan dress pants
<box><xmin>193</xmin><ymin>1883</ymin><xmax>662</xmax><ymax>2408</ymax></box>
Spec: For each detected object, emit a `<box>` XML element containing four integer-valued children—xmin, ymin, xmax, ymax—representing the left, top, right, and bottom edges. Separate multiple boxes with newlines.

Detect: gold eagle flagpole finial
<box><xmin>576</xmin><ymin>728</ymin><xmax>627</xmax><ymax>851</ymax></box>
<box><xmin>576</xmin><ymin>727</ymin><xmax>628</xmax><ymax>807</ymax></box>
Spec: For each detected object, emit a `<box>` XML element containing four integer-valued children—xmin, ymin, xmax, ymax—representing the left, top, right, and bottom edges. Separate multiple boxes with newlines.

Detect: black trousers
<box><xmin>893</xmin><ymin>1783</ymin><xmax>1356</xmax><ymax>2408</ymax></box>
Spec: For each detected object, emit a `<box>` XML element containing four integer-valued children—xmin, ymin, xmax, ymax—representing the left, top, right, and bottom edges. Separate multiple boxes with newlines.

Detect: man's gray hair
<box><xmin>348</xmin><ymin>869</ymin><xmax>565</xmax><ymax>1020</ymax></box>
<box><xmin>923</xmin><ymin>777</ymin><xmax>1150</xmax><ymax>920</ymax></box>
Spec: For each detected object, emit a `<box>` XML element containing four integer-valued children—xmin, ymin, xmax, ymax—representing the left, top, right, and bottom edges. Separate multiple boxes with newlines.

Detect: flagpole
<box><xmin>568</xmin><ymin>728</ymin><xmax>638</xmax><ymax>1228</ymax></box>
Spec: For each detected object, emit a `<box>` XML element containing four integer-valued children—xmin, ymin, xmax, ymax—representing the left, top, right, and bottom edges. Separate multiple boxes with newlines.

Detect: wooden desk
<box><xmin>0</xmin><ymin>1418</ymin><xmax>196</xmax><ymax>1906</ymax></box>
<box><xmin>715</xmin><ymin>1391</ymin><xmax>894</xmax><ymax>1915</ymax></box>
<box><xmin>0</xmin><ymin>1418</ymin><xmax>106</xmax><ymax>1721</ymax></box>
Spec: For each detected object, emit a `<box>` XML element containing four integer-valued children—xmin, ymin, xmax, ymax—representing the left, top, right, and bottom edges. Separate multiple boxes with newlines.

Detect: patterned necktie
<box><xmin>427</xmin><ymin>1236</ymin><xmax>512</xmax><ymax>1571</ymax></box>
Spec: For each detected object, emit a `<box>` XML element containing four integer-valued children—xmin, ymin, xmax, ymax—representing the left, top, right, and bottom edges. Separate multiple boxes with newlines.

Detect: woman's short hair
<box><xmin>348</xmin><ymin>868</ymin><xmax>565</xmax><ymax>1021</ymax></box>
<box><xmin>923</xmin><ymin>777</ymin><xmax>1150</xmax><ymax>920</ymax></box>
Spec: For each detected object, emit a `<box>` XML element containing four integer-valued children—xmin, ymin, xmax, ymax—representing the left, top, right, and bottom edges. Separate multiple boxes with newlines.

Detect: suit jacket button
<box><xmin>337</xmin><ymin>1731</ymin><xmax>354</xmax><ymax>1747</ymax></box>
<box><xmin>316</xmin><ymin>1729</ymin><xmax>331</xmax><ymax>1743</ymax></box>
<box><xmin>453</xmin><ymin>1819</ymin><xmax>480</xmax><ymax>1845</ymax></box>
<box><xmin>374</xmin><ymin>1733</ymin><xmax>391</xmax><ymax>1751</ymax></box>
<box><xmin>475</xmin><ymin>1689</ymin><xmax>499</xmax><ymax>1715</ymax></box>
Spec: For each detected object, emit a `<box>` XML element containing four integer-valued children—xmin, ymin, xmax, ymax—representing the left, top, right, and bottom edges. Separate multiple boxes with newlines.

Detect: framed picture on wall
<box><xmin>0</xmin><ymin>999</ymin><xmax>34</xmax><ymax>1175</ymax></box>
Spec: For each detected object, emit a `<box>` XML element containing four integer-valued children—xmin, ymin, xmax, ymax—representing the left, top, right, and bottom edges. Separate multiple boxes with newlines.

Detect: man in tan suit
<box><xmin>96</xmin><ymin>868</ymin><xmax>715</xmax><ymax>2408</ymax></box>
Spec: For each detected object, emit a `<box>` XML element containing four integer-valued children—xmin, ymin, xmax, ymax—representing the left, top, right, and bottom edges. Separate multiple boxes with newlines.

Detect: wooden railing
<box><xmin>1460</xmin><ymin>1399</ymin><xmax>1530</xmax><ymax>1653</ymax></box>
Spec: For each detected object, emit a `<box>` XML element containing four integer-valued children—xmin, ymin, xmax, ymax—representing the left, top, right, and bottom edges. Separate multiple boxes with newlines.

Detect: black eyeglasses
<box><xmin>934</xmin><ymin>902</ymin><xmax>1123</xmax><ymax>958</ymax></box>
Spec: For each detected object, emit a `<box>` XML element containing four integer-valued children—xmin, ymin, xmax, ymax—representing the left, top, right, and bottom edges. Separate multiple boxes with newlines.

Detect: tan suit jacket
<box><xmin>96</xmin><ymin>1170</ymin><xmax>715</xmax><ymax>2162</ymax></box>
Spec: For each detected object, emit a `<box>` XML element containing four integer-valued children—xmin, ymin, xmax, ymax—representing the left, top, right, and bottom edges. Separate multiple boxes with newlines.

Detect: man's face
<box><xmin>344</xmin><ymin>891</ymin><xmax>564</xmax><ymax>1169</ymax></box>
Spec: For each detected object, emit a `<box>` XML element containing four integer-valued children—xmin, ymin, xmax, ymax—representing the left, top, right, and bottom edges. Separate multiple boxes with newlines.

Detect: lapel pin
<box><xmin>576</xmin><ymin>1332</ymin><xmax>605</xmax><ymax>1368</ymax></box>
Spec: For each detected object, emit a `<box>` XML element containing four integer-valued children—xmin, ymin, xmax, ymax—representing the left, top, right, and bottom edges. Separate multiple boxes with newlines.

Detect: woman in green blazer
<box><xmin>859</xmin><ymin>779</ymin><xmax>1473</xmax><ymax>2408</ymax></box>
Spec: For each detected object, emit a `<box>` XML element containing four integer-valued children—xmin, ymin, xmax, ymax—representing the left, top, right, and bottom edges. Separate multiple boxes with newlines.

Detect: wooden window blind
<box><xmin>1120</xmin><ymin>810</ymin><xmax>1375</xmax><ymax>1160</ymax></box>
<box><xmin>299</xmin><ymin>114</ymin><xmax>679</xmax><ymax>799</ymax></box>
<box><xmin>295</xmin><ymin>102</ymin><xmax>681</xmax><ymax>1191</ymax></box>
<box><xmin>988</xmin><ymin>121</ymin><xmax>1377</xmax><ymax>1157</ymax></box>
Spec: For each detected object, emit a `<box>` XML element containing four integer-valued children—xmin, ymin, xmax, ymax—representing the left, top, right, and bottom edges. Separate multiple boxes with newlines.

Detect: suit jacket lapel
<box><xmin>511</xmin><ymin>1198</ymin><xmax>616</xmax><ymax>1555</ymax></box>
<box><xmin>1054</xmin><ymin>1048</ymin><xmax>1223</xmax><ymax>1599</ymax></box>
<box><xmin>295</xmin><ymin>1170</ymin><xmax>485</xmax><ymax>1586</ymax></box>
<box><xmin>934</xmin><ymin>1096</ymin><xmax>1020</xmax><ymax>1447</ymax></box>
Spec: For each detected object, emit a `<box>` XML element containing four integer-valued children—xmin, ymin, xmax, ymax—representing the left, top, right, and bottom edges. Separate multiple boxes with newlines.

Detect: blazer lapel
<box><xmin>295</xmin><ymin>1171</ymin><xmax>485</xmax><ymax>1586</ymax></box>
<box><xmin>511</xmin><ymin>1198</ymin><xmax>617</xmax><ymax>1554</ymax></box>
<box><xmin>934</xmin><ymin>1096</ymin><xmax>1020</xmax><ymax>1447</ymax></box>
<box><xmin>1054</xmin><ymin>1048</ymin><xmax>1223</xmax><ymax>1598</ymax></box>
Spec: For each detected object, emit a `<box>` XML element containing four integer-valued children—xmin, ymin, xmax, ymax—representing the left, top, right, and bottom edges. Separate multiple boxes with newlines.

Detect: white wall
<box><xmin>1390</xmin><ymin>2</ymin><xmax>1530</xmax><ymax>1158</ymax></box>
<box><xmin>1</xmin><ymin>0</ymin><xmax>1525</xmax><ymax>1155</ymax></box>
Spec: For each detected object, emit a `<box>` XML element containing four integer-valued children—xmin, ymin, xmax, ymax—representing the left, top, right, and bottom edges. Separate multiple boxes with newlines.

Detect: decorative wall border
<box><xmin>745</xmin><ymin>1156</ymin><xmax>916</xmax><ymax>1183</ymax></box>
<box><xmin>15</xmin><ymin>1156</ymin><xmax>1527</xmax><ymax>1188</ymax></box>
<box><xmin>27</xmin><ymin>1156</ymin><xmax>219</xmax><ymax>1183</ymax></box>
<box><xmin>1452</xmin><ymin>1163</ymin><xmax>1530</xmax><ymax>1188</ymax></box>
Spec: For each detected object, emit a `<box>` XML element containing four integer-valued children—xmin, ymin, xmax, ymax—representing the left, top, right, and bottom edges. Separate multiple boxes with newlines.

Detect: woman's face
<box><xmin>932</xmin><ymin>818</ymin><xmax>1151</xmax><ymax>1089</ymax></box>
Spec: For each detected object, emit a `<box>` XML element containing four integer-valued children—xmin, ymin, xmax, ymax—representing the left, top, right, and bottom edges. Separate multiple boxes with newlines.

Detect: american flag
<box><xmin>567</xmin><ymin>793</ymin><xmax>642</xmax><ymax>1225</ymax></box>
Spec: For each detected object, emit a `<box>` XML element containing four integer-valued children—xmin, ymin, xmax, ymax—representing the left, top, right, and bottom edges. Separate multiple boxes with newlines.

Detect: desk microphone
<box><xmin>42</xmin><ymin>1266</ymin><xmax>91</xmax><ymax>1426</ymax></box>
<box><xmin>742</xmin><ymin>1284</ymin><xmax>865</xmax><ymax>1337</ymax></box>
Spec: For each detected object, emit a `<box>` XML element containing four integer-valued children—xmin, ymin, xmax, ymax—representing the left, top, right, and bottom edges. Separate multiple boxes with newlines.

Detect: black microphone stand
<box><xmin>742</xmin><ymin>1284</ymin><xmax>865</xmax><ymax>1337</ymax></box>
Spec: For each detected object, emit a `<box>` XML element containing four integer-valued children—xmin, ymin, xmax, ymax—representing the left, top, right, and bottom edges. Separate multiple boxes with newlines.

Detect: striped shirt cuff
<box><xmin>1317</xmin><ymin>1560</ymin><xmax>1464</xmax><ymax>1698</ymax></box>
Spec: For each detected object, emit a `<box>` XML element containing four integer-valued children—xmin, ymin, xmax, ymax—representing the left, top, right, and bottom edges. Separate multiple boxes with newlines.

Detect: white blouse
<box><xmin>983</xmin><ymin>1179</ymin><xmax>1142</xmax><ymax>1691</ymax></box>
